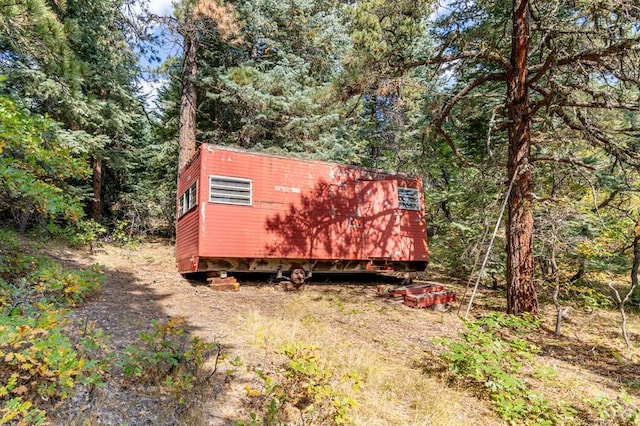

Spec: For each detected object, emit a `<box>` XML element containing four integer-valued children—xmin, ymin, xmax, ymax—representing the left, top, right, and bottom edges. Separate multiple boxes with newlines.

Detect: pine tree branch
<box><xmin>553</xmin><ymin>37</ymin><xmax>640</xmax><ymax>68</ymax></box>
<box><xmin>557</xmin><ymin>101</ymin><xmax>640</xmax><ymax>111</ymax></box>
<box><xmin>527</xmin><ymin>50</ymin><xmax>556</xmax><ymax>86</ymax></box>
<box><xmin>430</xmin><ymin>72</ymin><xmax>504</xmax><ymax>166</ymax></box>
<box><xmin>528</xmin><ymin>84</ymin><xmax>556</xmax><ymax>116</ymax></box>
<box><xmin>530</xmin><ymin>156</ymin><xmax>596</xmax><ymax>170</ymax></box>
<box><xmin>592</xmin><ymin>190</ymin><xmax>619</xmax><ymax>212</ymax></box>
<box><xmin>405</xmin><ymin>49</ymin><xmax>512</xmax><ymax>73</ymax></box>
<box><xmin>553</xmin><ymin>107</ymin><xmax>640</xmax><ymax>166</ymax></box>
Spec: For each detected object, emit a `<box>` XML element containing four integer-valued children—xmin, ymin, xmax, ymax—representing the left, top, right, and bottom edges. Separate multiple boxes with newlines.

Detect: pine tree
<box><xmin>1</xmin><ymin>0</ymin><xmax>151</xmax><ymax>225</ymax></box>
<box><xmin>171</xmin><ymin>0</ymin><xmax>241</xmax><ymax>172</ymax></box>
<box><xmin>415</xmin><ymin>0</ymin><xmax>640</xmax><ymax>314</ymax></box>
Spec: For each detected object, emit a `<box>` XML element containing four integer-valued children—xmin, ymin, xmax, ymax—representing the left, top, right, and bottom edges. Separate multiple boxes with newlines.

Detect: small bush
<box><xmin>0</xmin><ymin>311</ymin><xmax>104</xmax><ymax>412</ymax></box>
<box><xmin>28</xmin><ymin>260</ymin><xmax>103</xmax><ymax>307</ymax></box>
<box><xmin>65</xmin><ymin>219</ymin><xmax>107</xmax><ymax>251</ymax></box>
<box><xmin>119</xmin><ymin>317</ymin><xmax>220</xmax><ymax>404</ymax></box>
<box><xmin>242</xmin><ymin>342</ymin><xmax>360</xmax><ymax>425</ymax></box>
<box><xmin>436</xmin><ymin>313</ymin><xmax>576</xmax><ymax>425</ymax></box>
<box><xmin>0</xmin><ymin>227</ymin><xmax>105</xmax><ymax>424</ymax></box>
<box><xmin>585</xmin><ymin>389</ymin><xmax>640</xmax><ymax>425</ymax></box>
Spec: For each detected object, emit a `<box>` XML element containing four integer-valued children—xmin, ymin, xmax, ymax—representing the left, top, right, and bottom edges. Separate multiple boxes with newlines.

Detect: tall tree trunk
<box><xmin>92</xmin><ymin>157</ymin><xmax>102</xmax><ymax>221</ymax></box>
<box><xmin>631</xmin><ymin>215</ymin><xmax>640</xmax><ymax>303</ymax></box>
<box><xmin>506</xmin><ymin>0</ymin><xmax>537</xmax><ymax>314</ymax></box>
<box><xmin>178</xmin><ymin>30</ymin><xmax>198</xmax><ymax>173</ymax></box>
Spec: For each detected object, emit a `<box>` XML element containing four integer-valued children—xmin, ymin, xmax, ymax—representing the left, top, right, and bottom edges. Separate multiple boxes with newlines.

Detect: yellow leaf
<box><xmin>4</xmin><ymin>353</ymin><xmax>14</xmax><ymax>362</ymax></box>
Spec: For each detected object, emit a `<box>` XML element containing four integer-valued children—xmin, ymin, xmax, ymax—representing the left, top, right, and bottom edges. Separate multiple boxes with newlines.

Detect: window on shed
<box><xmin>209</xmin><ymin>176</ymin><xmax>252</xmax><ymax>206</ymax></box>
<box><xmin>398</xmin><ymin>187</ymin><xmax>420</xmax><ymax>210</ymax></box>
<box><xmin>180</xmin><ymin>181</ymin><xmax>198</xmax><ymax>217</ymax></box>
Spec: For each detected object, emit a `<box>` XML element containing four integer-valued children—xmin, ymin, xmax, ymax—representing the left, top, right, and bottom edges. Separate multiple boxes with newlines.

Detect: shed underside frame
<box><xmin>181</xmin><ymin>256</ymin><xmax>427</xmax><ymax>276</ymax></box>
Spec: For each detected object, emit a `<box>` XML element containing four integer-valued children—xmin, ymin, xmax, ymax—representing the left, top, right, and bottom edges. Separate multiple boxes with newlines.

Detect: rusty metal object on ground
<box><xmin>403</xmin><ymin>290</ymin><xmax>456</xmax><ymax>308</ymax></box>
<box><xmin>381</xmin><ymin>283</ymin><xmax>456</xmax><ymax>309</ymax></box>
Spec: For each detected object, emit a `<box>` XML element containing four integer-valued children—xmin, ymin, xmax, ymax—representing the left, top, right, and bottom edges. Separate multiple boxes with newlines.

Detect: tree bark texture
<box><xmin>92</xmin><ymin>157</ymin><xmax>102</xmax><ymax>221</ymax></box>
<box><xmin>506</xmin><ymin>0</ymin><xmax>538</xmax><ymax>314</ymax></box>
<box><xmin>631</xmin><ymin>215</ymin><xmax>640</xmax><ymax>303</ymax></box>
<box><xmin>178</xmin><ymin>30</ymin><xmax>198</xmax><ymax>173</ymax></box>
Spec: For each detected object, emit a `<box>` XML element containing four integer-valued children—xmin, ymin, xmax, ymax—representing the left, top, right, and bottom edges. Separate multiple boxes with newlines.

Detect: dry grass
<box><xmin>45</xmin><ymin>241</ymin><xmax>640</xmax><ymax>425</ymax></box>
<box><xmin>238</xmin><ymin>292</ymin><xmax>501</xmax><ymax>426</ymax></box>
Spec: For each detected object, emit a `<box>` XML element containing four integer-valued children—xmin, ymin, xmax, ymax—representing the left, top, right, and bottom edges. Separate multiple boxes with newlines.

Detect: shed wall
<box><xmin>175</xmin><ymin>151</ymin><xmax>202</xmax><ymax>271</ymax></box>
<box><xmin>176</xmin><ymin>144</ymin><xmax>429</xmax><ymax>274</ymax></box>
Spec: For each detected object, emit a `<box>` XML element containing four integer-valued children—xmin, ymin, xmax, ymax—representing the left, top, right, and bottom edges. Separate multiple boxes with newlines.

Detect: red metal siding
<box><xmin>194</xmin><ymin>145</ymin><xmax>426</xmax><ymax>262</ymax></box>
<box><xmin>177</xmin><ymin>144</ymin><xmax>428</xmax><ymax>273</ymax></box>
<box><xmin>357</xmin><ymin>177</ymin><xmax>428</xmax><ymax>261</ymax></box>
<box><xmin>397</xmin><ymin>177</ymin><xmax>428</xmax><ymax>261</ymax></box>
<box><xmin>199</xmin><ymin>147</ymin><xmax>342</xmax><ymax>260</ymax></box>
<box><xmin>175</xmin><ymin>151</ymin><xmax>202</xmax><ymax>271</ymax></box>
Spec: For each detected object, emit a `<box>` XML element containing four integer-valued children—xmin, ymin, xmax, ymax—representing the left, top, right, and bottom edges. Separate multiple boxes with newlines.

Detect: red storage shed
<box><xmin>176</xmin><ymin>144</ymin><xmax>429</xmax><ymax>283</ymax></box>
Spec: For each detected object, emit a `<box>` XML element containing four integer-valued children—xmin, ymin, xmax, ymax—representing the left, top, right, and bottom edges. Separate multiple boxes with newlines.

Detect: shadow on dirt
<box><xmin>541</xmin><ymin>337</ymin><xmax>640</xmax><ymax>396</ymax></box>
<box><xmin>184</xmin><ymin>271</ymin><xmax>408</xmax><ymax>286</ymax></box>
<box><xmin>48</xmin><ymin>251</ymin><xmax>240</xmax><ymax>426</ymax></box>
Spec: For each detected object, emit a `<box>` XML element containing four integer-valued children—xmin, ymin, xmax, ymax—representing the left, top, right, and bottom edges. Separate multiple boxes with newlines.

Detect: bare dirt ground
<box><xmin>47</xmin><ymin>240</ymin><xmax>640</xmax><ymax>425</ymax></box>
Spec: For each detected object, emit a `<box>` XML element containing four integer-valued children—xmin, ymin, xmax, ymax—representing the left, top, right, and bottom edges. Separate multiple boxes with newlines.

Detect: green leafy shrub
<box><xmin>0</xmin><ymin>95</ymin><xmax>89</xmax><ymax>231</ymax></box>
<box><xmin>0</xmin><ymin>230</ymin><xmax>37</xmax><ymax>282</ymax></box>
<box><xmin>0</xmin><ymin>311</ymin><xmax>103</xmax><ymax>393</ymax></box>
<box><xmin>0</xmin><ymin>307</ymin><xmax>106</xmax><ymax>424</ymax></box>
<box><xmin>0</xmin><ymin>227</ymin><xmax>106</xmax><ymax>424</ymax></box>
<box><xmin>436</xmin><ymin>313</ymin><xmax>576</xmax><ymax>425</ymax></box>
<box><xmin>585</xmin><ymin>389</ymin><xmax>640</xmax><ymax>425</ymax></box>
<box><xmin>565</xmin><ymin>283</ymin><xmax>615</xmax><ymax>309</ymax></box>
<box><xmin>119</xmin><ymin>317</ymin><xmax>220</xmax><ymax>404</ymax></box>
<box><xmin>242</xmin><ymin>342</ymin><xmax>360</xmax><ymax>425</ymax></box>
<box><xmin>109</xmin><ymin>219</ymin><xmax>133</xmax><ymax>245</ymax></box>
<box><xmin>58</xmin><ymin>219</ymin><xmax>107</xmax><ymax>252</ymax></box>
<box><xmin>0</xmin><ymin>228</ymin><xmax>103</xmax><ymax>313</ymax></box>
<box><xmin>28</xmin><ymin>259</ymin><xmax>103</xmax><ymax>307</ymax></box>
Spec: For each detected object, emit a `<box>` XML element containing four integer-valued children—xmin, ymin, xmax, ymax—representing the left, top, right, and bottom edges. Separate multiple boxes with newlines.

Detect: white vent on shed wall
<box><xmin>398</xmin><ymin>187</ymin><xmax>419</xmax><ymax>211</ymax></box>
<box><xmin>209</xmin><ymin>175</ymin><xmax>252</xmax><ymax>206</ymax></box>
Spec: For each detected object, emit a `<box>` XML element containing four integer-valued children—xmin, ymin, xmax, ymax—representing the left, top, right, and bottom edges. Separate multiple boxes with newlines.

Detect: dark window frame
<box><xmin>179</xmin><ymin>180</ymin><xmax>198</xmax><ymax>217</ymax></box>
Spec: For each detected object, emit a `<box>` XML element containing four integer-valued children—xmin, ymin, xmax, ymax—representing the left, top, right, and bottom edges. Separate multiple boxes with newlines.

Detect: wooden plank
<box><xmin>207</xmin><ymin>276</ymin><xmax>239</xmax><ymax>291</ymax></box>
<box><xmin>389</xmin><ymin>285</ymin><xmax>445</xmax><ymax>297</ymax></box>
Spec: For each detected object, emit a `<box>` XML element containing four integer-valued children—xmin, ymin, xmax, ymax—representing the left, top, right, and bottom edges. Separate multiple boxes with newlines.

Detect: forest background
<box><xmin>2</xmin><ymin>0</ymin><xmax>639</xmax><ymax>306</ymax></box>
<box><xmin>1</xmin><ymin>0</ymin><xmax>640</xmax><ymax>423</ymax></box>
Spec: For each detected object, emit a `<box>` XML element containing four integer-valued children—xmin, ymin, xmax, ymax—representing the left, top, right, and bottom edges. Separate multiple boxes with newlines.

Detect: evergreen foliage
<box><xmin>0</xmin><ymin>0</ymin><xmax>152</xmax><ymax>231</ymax></box>
<box><xmin>0</xmin><ymin>95</ymin><xmax>89</xmax><ymax>231</ymax></box>
<box><xmin>163</xmin><ymin>0</ymin><xmax>363</xmax><ymax>162</ymax></box>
